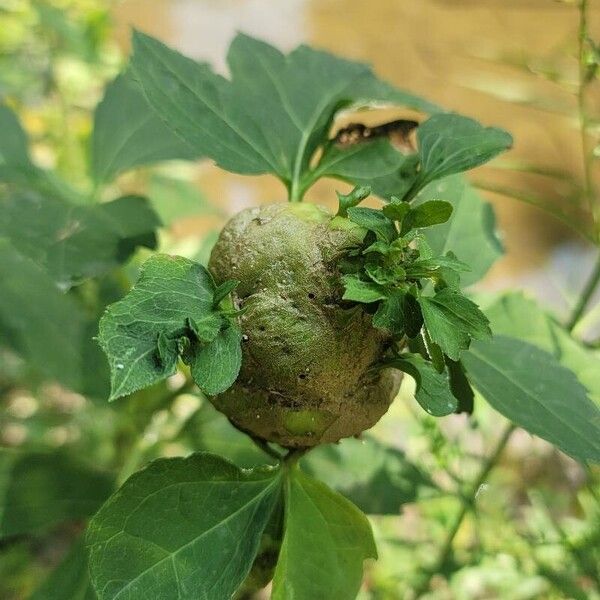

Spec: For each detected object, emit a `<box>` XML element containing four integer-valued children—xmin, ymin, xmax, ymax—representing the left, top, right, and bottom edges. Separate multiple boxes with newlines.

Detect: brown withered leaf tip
<box><xmin>334</xmin><ymin>119</ymin><xmax>419</xmax><ymax>153</ymax></box>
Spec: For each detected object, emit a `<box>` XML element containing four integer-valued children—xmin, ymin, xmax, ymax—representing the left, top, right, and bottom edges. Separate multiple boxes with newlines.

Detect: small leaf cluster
<box><xmin>338</xmin><ymin>187</ymin><xmax>491</xmax><ymax>416</ymax></box>
<box><xmin>98</xmin><ymin>255</ymin><xmax>242</xmax><ymax>400</ymax></box>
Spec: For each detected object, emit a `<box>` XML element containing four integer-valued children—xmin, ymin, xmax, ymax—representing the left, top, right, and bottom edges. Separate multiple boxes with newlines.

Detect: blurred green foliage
<box><xmin>0</xmin><ymin>0</ymin><xmax>120</xmax><ymax>184</ymax></box>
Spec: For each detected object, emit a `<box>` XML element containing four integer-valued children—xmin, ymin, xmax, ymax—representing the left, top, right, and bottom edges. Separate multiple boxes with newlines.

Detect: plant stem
<box><xmin>566</xmin><ymin>250</ymin><xmax>600</xmax><ymax>332</ymax></box>
<box><xmin>414</xmin><ymin>233</ymin><xmax>600</xmax><ymax>598</ymax></box>
<box><xmin>250</xmin><ymin>436</ymin><xmax>284</xmax><ymax>461</ymax></box>
<box><xmin>577</xmin><ymin>0</ymin><xmax>598</xmax><ymax>231</ymax></box>
<box><xmin>412</xmin><ymin>7</ymin><xmax>599</xmax><ymax>597</ymax></box>
<box><xmin>412</xmin><ymin>423</ymin><xmax>516</xmax><ymax>597</ymax></box>
<box><xmin>288</xmin><ymin>176</ymin><xmax>304</xmax><ymax>203</ymax></box>
<box><xmin>284</xmin><ymin>447</ymin><xmax>309</xmax><ymax>467</ymax></box>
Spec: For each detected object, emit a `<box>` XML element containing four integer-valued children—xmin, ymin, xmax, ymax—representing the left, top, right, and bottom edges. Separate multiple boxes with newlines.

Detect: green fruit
<box><xmin>208</xmin><ymin>202</ymin><xmax>401</xmax><ymax>448</ymax></box>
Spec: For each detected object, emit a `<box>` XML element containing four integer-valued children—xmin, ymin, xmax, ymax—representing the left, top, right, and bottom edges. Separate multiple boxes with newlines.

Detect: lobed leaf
<box><xmin>87</xmin><ymin>453</ymin><xmax>282</xmax><ymax>600</ymax></box>
<box><xmin>414</xmin><ymin>113</ymin><xmax>512</xmax><ymax>191</ymax></box>
<box><xmin>389</xmin><ymin>354</ymin><xmax>458</xmax><ymax>416</ymax></box>
<box><xmin>98</xmin><ymin>254</ymin><xmax>242</xmax><ymax>400</ymax></box>
<box><xmin>91</xmin><ymin>71</ymin><xmax>200</xmax><ymax>184</ymax></box>
<box><xmin>98</xmin><ymin>255</ymin><xmax>212</xmax><ymax>399</ymax></box>
<box><xmin>415</xmin><ymin>176</ymin><xmax>503</xmax><ymax>287</ymax></box>
<box><xmin>418</xmin><ymin>288</ymin><xmax>491</xmax><ymax>360</ymax></box>
<box><xmin>130</xmin><ymin>31</ymin><xmax>438</xmax><ymax>197</ymax></box>
<box><xmin>463</xmin><ymin>336</ymin><xmax>600</xmax><ymax>464</ymax></box>
<box><xmin>271</xmin><ymin>468</ymin><xmax>377</xmax><ymax>600</ymax></box>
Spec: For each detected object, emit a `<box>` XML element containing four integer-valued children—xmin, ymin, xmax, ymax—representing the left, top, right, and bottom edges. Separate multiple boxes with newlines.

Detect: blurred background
<box><xmin>1</xmin><ymin>1</ymin><xmax>599</xmax><ymax>598</ymax></box>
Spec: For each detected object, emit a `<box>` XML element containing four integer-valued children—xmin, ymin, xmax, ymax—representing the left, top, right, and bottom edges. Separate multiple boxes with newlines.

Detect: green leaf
<box><xmin>415</xmin><ymin>175</ymin><xmax>503</xmax><ymax>287</ymax></box>
<box><xmin>382</xmin><ymin>197</ymin><xmax>411</xmax><ymax>221</ymax></box>
<box><xmin>87</xmin><ymin>453</ymin><xmax>282</xmax><ymax>600</ymax></box>
<box><xmin>389</xmin><ymin>354</ymin><xmax>458</xmax><ymax>416</ymax></box>
<box><xmin>190</xmin><ymin>323</ymin><xmax>243</xmax><ymax>395</ymax></box>
<box><xmin>419</xmin><ymin>288</ymin><xmax>491</xmax><ymax>360</ymax></box>
<box><xmin>364</xmin><ymin>260</ymin><xmax>405</xmax><ymax>285</ymax></box>
<box><xmin>0</xmin><ymin>104</ymin><xmax>30</xmax><ymax>167</ymax></box>
<box><xmin>271</xmin><ymin>468</ymin><xmax>377</xmax><ymax>600</ymax></box>
<box><xmin>130</xmin><ymin>31</ymin><xmax>437</xmax><ymax>198</ymax></box>
<box><xmin>0</xmin><ymin>190</ymin><xmax>160</xmax><ymax>287</ymax></box>
<box><xmin>0</xmin><ymin>449</ymin><xmax>113</xmax><ymax>539</ymax></box>
<box><xmin>186</xmin><ymin>314</ymin><xmax>223</xmax><ymax>343</ymax></box>
<box><xmin>316</xmin><ymin>139</ymin><xmax>418</xmax><ymax>200</ymax></box>
<box><xmin>346</xmin><ymin>206</ymin><xmax>397</xmax><ymax>243</ymax></box>
<box><xmin>0</xmin><ymin>237</ymin><xmax>86</xmax><ymax>390</ymax></box>
<box><xmin>303</xmin><ymin>435</ymin><xmax>435</xmax><ymax>514</ymax></box>
<box><xmin>414</xmin><ymin>114</ymin><xmax>512</xmax><ymax>191</ymax></box>
<box><xmin>463</xmin><ymin>336</ymin><xmax>600</xmax><ymax>463</ymax></box>
<box><xmin>30</xmin><ymin>536</ymin><xmax>96</xmax><ymax>600</ymax></box>
<box><xmin>213</xmin><ymin>279</ymin><xmax>239</xmax><ymax>307</ymax></box>
<box><xmin>373</xmin><ymin>291</ymin><xmax>422</xmax><ymax>337</ymax></box>
<box><xmin>401</xmin><ymin>199</ymin><xmax>453</xmax><ymax>234</ymax></box>
<box><xmin>91</xmin><ymin>71</ymin><xmax>200</xmax><ymax>184</ymax></box>
<box><xmin>98</xmin><ymin>254</ymin><xmax>221</xmax><ymax>400</ymax></box>
<box><xmin>482</xmin><ymin>292</ymin><xmax>600</xmax><ymax>405</ymax></box>
<box><xmin>342</xmin><ymin>274</ymin><xmax>388</xmax><ymax>303</ymax></box>
<box><xmin>335</xmin><ymin>185</ymin><xmax>371</xmax><ymax>217</ymax></box>
<box><xmin>406</xmin><ymin>252</ymin><xmax>470</xmax><ymax>276</ymax></box>
<box><xmin>446</xmin><ymin>358</ymin><xmax>475</xmax><ymax>414</ymax></box>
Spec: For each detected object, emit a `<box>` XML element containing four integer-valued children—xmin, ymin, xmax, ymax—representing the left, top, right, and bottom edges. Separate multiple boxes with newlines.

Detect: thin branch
<box><xmin>411</xmin><ymin>423</ymin><xmax>516</xmax><ymax>597</ymax></box>
<box><xmin>577</xmin><ymin>0</ymin><xmax>598</xmax><ymax>228</ymax></box>
<box><xmin>250</xmin><ymin>436</ymin><xmax>284</xmax><ymax>461</ymax></box>
<box><xmin>567</xmin><ymin>250</ymin><xmax>600</xmax><ymax>331</ymax></box>
<box><xmin>473</xmin><ymin>180</ymin><xmax>596</xmax><ymax>244</ymax></box>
